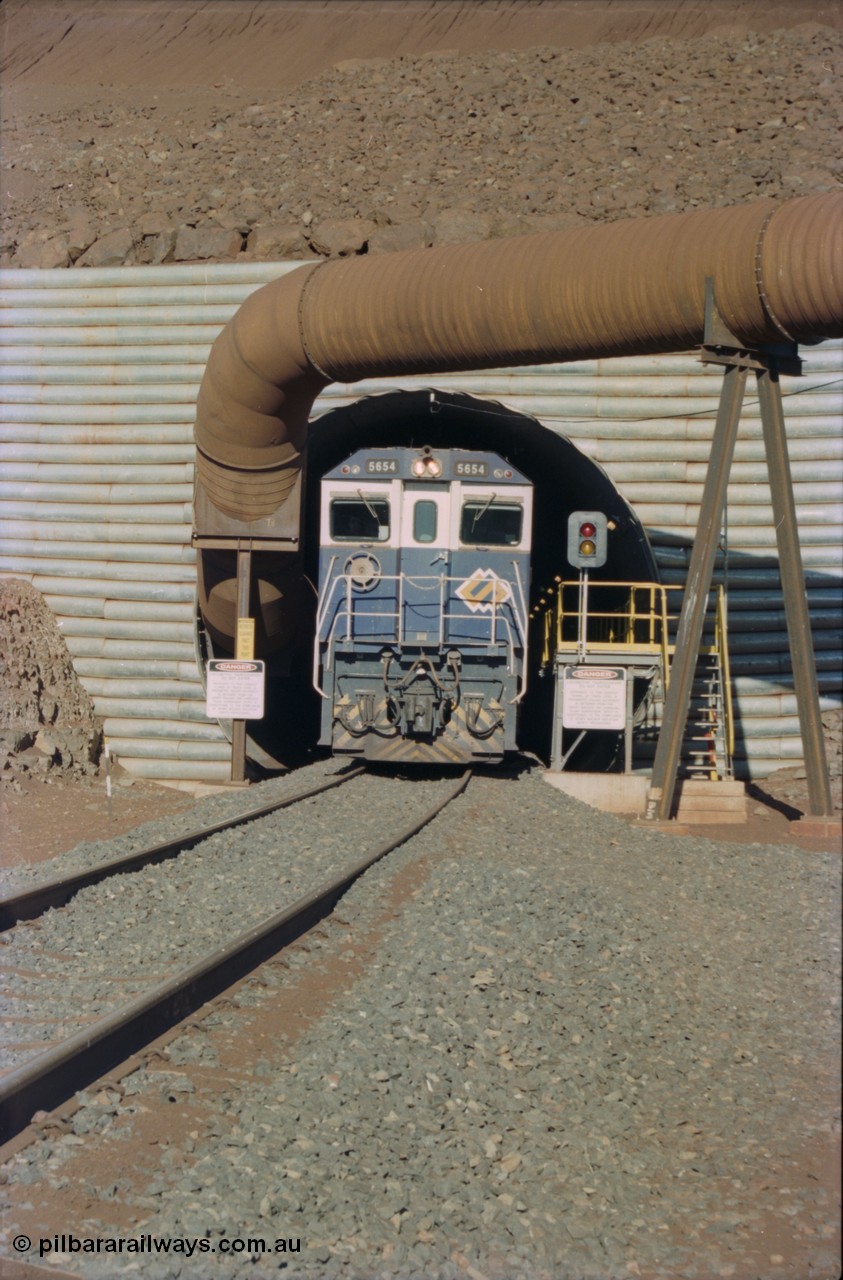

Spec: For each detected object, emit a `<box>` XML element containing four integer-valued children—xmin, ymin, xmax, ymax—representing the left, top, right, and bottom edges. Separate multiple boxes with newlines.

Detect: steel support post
<box><xmin>756</xmin><ymin>367</ymin><xmax>833</xmax><ymax>816</ymax></box>
<box><xmin>646</xmin><ymin>361</ymin><xmax>748</xmax><ymax>821</ymax></box>
<box><xmin>624</xmin><ymin>669</ymin><xmax>634</xmax><ymax>775</ymax></box>
<box><xmin>230</xmin><ymin>545</ymin><xmax>252</xmax><ymax>784</ymax></box>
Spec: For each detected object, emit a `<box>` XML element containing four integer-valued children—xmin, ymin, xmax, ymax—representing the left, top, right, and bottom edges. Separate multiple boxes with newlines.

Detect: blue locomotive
<box><xmin>313</xmin><ymin>445</ymin><xmax>532</xmax><ymax>764</ymax></box>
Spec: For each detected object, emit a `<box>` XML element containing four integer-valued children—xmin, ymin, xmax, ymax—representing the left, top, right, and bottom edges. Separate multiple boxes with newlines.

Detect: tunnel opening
<box><xmin>197</xmin><ymin>388</ymin><xmax>658</xmax><ymax>771</ymax></box>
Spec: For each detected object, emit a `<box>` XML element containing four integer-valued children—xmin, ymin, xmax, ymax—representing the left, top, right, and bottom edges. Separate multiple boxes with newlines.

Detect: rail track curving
<box><xmin>0</xmin><ymin>767</ymin><xmax>471</xmax><ymax>1143</ymax></box>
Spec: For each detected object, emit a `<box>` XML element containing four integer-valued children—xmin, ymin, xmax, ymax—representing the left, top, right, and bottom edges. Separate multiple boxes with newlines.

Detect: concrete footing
<box><xmin>792</xmin><ymin>816</ymin><xmax>842</xmax><ymax>841</ymax></box>
<box><xmin>543</xmin><ymin>772</ymin><xmax>748</xmax><ymax>823</ymax></box>
<box><xmin>543</xmin><ymin>771</ymin><xmax>649</xmax><ymax>814</ymax></box>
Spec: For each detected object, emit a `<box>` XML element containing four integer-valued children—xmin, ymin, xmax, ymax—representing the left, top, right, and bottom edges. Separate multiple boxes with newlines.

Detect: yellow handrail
<box><xmin>532</xmin><ymin>575</ymin><xmax>734</xmax><ymax>777</ymax></box>
<box><xmin>549</xmin><ymin>579</ymin><xmax>673</xmax><ymax>656</ymax></box>
<box><xmin>715</xmin><ymin>584</ymin><xmax>735</xmax><ymax>762</ymax></box>
<box><xmin>539</xmin><ymin>578</ymin><xmax>731</xmax><ymax>696</ymax></box>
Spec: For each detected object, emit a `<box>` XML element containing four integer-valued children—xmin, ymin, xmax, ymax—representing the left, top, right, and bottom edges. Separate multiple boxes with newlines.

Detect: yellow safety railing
<box><xmin>533</xmin><ymin>578</ymin><xmax>734</xmax><ymax>766</ymax></box>
<box><xmin>537</xmin><ymin>579</ymin><xmax>673</xmax><ymax>670</ymax></box>
<box><xmin>714</xmin><ymin>583</ymin><xmax>735</xmax><ymax>762</ymax></box>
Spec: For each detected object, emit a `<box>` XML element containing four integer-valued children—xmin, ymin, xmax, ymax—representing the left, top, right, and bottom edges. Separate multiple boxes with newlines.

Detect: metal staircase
<box><xmin>684</xmin><ymin>650</ymin><xmax>732</xmax><ymax>780</ymax></box>
<box><xmin>536</xmin><ymin>579</ymin><xmax>735</xmax><ymax>782</ymax></box>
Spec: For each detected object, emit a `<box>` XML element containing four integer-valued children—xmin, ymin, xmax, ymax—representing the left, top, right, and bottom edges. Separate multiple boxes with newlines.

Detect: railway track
<box><xmin>0</xmin><ymin>766</ymin><xmax>471</xmax><ymax>1143</ymax></box>
<box><xmin>0</xmin><ymin>763</ymin><xmax>365</xmax><ymax>929</ymax></box>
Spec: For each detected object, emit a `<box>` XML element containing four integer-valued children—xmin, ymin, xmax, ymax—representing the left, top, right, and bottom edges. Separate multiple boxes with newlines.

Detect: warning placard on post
<box><xmin>561</xmin><ymin>665</ymin><xmax>626</xmax><ymax>730</ymax></box>
<box><xmin>206</xmin><ymin>659</ymin><xmax>265</xmax><ymax>720</ymax></box>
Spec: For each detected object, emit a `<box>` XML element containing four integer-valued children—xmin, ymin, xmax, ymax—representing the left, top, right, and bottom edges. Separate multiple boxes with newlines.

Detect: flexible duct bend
<box><xmin>195</xmin><ymin>192</ymin><xmax>843</xmax><ymax>522</ymax></box>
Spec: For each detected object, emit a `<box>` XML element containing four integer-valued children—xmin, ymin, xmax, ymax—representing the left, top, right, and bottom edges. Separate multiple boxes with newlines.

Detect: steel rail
<box><xmin>0</xmin><ymin>765</ymin><xmax>365</xmax><ymax>930</ymax></box>
<box><xmin>0</xmin><ymin>767</ymin><xmax>471</xmax><ymax>1142</ymax></box>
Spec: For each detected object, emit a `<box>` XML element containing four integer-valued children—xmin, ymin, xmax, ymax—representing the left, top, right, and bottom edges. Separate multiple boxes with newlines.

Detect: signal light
<box><xmin>567</xmin><ymin>510</ymin><xmax>608</xmax><ymax>570</ymax></box>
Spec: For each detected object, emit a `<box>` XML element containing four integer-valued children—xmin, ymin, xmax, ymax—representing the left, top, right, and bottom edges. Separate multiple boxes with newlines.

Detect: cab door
<box><xmin>398</xmin><ymin>485</ymin><xmax>451</xmax><ymax>645</ymax></box>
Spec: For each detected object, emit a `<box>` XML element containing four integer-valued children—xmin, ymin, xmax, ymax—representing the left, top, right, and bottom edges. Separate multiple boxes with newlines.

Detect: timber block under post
<box><xmin>670</xmin><ymin>779</ymin><xmax>748</xmax><ymax>825</ymax></box>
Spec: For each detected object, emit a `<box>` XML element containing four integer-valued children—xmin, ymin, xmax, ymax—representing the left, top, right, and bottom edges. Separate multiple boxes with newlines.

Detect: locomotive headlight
<box><xmin>412</xmin><ymin>448</ymin><xmax>442</xmax><ymax>478</ymax></box>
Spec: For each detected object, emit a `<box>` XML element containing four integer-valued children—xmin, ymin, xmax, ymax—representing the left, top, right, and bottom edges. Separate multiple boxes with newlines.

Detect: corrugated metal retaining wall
<box><xmin>1</xmin><ymin>263</ymin><xmax>841</xmax><ymax>784</ymax></box>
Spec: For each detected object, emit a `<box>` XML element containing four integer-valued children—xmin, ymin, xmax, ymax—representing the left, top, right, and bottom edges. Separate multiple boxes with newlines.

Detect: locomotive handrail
<box><xmin>314</xmin><ymin>554</ymin><xmax>340</xmax><ymax>635</ymax></box>
<box><xmin>509</xmin><ymin>558</ymin><xmax>530</xmax><ymax>703</ymax></box>
<box><xmin>314</xmin><ymin>569</ymin><xmax>526</xmax><ymax>700</ymax></box>
<box><xmin>312</xmin><ymin>558</ymin><xmax>348</xmax><ymax>697</ymax></box>
<box><xmin>398</xmin><ymin>568</ymin><xmax>404</xmax><ymax>646</ymax></box>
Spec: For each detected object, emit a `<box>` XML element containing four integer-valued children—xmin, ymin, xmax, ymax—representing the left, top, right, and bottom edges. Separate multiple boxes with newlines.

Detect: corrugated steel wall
<box><xmin>1</xmin><ymin>264</ymin><xmax>840</xmax><ymax>783</ymax></box>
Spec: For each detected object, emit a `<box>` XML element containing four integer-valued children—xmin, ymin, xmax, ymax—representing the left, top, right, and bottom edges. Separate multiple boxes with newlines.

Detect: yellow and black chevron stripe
<box><xmin>331</xmin><ymin>697</ymin><xmax>505</xmax><ymax>764</ymax></box>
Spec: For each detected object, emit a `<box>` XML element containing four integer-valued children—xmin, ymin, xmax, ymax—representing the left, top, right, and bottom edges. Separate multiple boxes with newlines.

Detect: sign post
<box><xmin>210</xmin><ymin>544</ymin><xmax>261</xmax><ymax>783</ymax></box>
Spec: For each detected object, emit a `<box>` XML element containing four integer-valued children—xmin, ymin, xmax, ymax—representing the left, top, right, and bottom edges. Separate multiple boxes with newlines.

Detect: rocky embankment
<box><xmin>0</xmin><ymin>578</ymin><xmax>102</xmax><ymax>781</ymax></box>
<box><xmin>2</xmin><ymin>23</ymin><xmax>840</xmax><ymax>268</ymax></box>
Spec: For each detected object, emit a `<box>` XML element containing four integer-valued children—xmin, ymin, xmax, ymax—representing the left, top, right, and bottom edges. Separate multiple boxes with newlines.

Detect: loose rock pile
<box><xmin>0</xmin><ymin>578</ymin><xmax>102</xmax><ymax>780</ymax></box>
<box><xmin>2</xmin><ymin>24</ymin><xmax>840</xmax><ymax>268</ymax></box>
<box><xmin>763</xmin><ymin>708</ymin><xmax>843</xmax><ymax>816</ymax></box>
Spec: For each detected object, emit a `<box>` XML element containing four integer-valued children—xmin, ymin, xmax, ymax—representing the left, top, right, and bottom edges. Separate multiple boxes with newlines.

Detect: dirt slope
<box><xmin>4</xmin><ymin>0</ymin><xmax>841</xmax><ymax>93</ymax></box>
<box><xmin>2</xmin><ymin>1</ymin><xmax>840</xmax><ymax>268</ymax></box>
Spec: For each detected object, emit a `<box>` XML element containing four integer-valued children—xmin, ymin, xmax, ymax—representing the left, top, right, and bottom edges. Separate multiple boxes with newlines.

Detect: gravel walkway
<box><xmin>1</xmin><ymin>768</ymin><xmax>839</xmax><ymax>1280</ymax></box>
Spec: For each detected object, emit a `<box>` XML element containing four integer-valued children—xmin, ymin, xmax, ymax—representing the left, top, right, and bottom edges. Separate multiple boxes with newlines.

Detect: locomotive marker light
<box><xmin>567</xmin><ymin>511</ymin><xmax>608</xmax><ymax>570</ymax></box>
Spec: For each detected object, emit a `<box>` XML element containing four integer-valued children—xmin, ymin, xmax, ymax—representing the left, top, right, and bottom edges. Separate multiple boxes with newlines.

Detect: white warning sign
<box><xmin>206</xmin><ymin>659</ymin><xmax>265</xmax><ymax>720</ymax></box>
<box><xmin>561</xmin><ymin>665</ymin><xmax>627</xmax><ymax>730</ymax></box>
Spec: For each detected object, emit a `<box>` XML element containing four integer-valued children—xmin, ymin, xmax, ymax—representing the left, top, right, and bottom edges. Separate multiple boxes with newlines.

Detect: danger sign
<box><xmin>206</xmin><ymin>659</ymin><xmax>265</xmax><ymax>720</ymax></box>
<box><xmin>561</xmin><ymin>665</ymin><xmax>627</xmax><ymax>730</ymax></box>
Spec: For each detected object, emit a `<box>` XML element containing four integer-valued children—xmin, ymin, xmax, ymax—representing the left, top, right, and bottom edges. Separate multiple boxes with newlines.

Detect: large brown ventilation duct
<box><xmin>195</xmin><ymin>191</ymin><xmax>843</xmax><ymax>524</ymax></box>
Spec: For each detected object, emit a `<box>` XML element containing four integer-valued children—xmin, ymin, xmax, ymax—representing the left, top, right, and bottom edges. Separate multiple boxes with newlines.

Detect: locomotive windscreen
<box><xmin>460</xmin><ymin>500</ymin><xmax>523</xmax><ymax>546</ymax></box>
<box><xmin>329</xmin><ymin>497</ymin><xmax>390</xmax><ymax>542</ymax></box>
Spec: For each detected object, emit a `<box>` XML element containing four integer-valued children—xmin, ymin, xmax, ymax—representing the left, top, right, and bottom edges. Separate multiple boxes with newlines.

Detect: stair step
<box><xmin>671</xmin><ymin>779</ymin><xmax>747</xmax><ymax>824</ymax></box>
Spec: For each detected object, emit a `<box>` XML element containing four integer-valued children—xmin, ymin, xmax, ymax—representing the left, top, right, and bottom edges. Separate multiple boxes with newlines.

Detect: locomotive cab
<box><xmin>314</xmin><ymin>446</ymin><xmax>532</xmax><ymax>764</ymax></box>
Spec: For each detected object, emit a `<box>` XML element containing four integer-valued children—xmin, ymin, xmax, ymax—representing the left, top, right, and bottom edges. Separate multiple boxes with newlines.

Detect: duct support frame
<box><xmin>192</xmin><ymin>526</ymin><xmax>290</xmax><ymax>782</ymax></box>
<box><xmin>646</xmin><ymin>281</ymin><xmax>833</xmax><ymax>822</ymax></box>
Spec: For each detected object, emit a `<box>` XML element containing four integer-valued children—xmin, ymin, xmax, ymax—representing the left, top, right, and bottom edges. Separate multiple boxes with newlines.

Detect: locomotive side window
<box><xmin>412</xmin><ymin>500</ymin><xmax>438</xmax><ymax>544</ymax></box>
<box><xmin>460</xmin><ymin>500</ymin><xmax>523</xmax><ymax>547</ymax></box>
<box><xmin>330</xmin><ymin>498</ymin><xmax>390</xmax><ymax>542</ymax></box>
